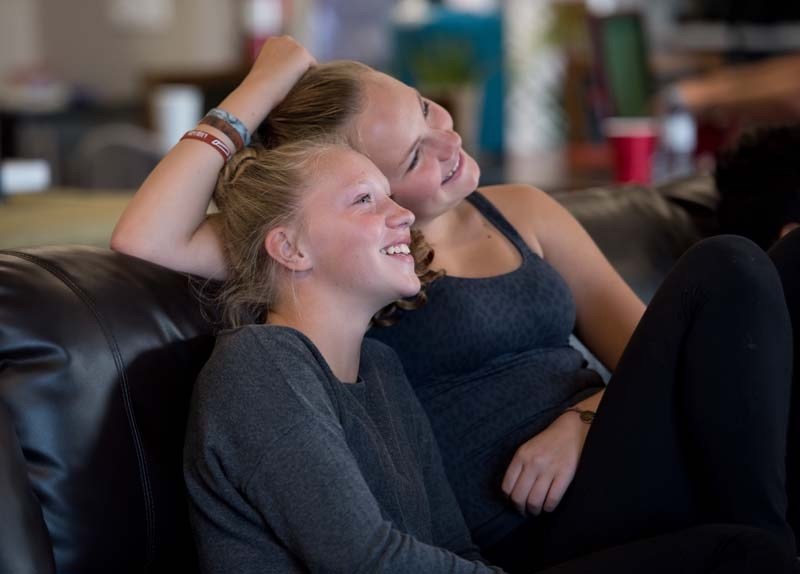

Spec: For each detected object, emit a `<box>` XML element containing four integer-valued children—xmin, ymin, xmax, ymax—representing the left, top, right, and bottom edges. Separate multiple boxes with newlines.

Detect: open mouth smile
<box><xmin>442</xmin><ymin>152</ymin><xmax>461</xmax><ymax>185</ymax></box>
<box><xmin>379</xmin><ymin>243</ymin><xmax>411</xmax><ymax>256</ymax></box>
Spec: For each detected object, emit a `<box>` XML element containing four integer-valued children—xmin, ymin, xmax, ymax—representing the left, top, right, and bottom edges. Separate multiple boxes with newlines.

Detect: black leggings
<box><xmin>485</xmin><ymin>231</ymin><xmax>800</xmax><ymax>572</ymax></box>
<box><xmin>539</xmin><ymin>524</ymin><xmax>796</xmax><ymax>574</ymax></box>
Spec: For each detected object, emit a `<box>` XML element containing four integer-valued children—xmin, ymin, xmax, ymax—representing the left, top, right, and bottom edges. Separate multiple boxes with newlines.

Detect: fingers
<box><xmin>501</xmin><ymin>460</ymin><xmax>522</xmax><ymax>498</ymax></box>
<box><xmin>525</xmin><ymin>475</ymin><xmax>553</xmax><ymax>516</ymax></box>
<box><xmin>502</xmin><ymin>454</ymin><xmax>574</xmax><ymax>516</ymax></box>
<box><xmin>503</xmin><ymin>455</ymin><xmax>553</xmax><ymax>515</ymax></box>
<box><xmin>510</xmin><ymin>471</ymin><xmax>567</xmax><ymax>516</ymax></box>
<box><xmin>501</xmin><ymin>424</ymin><xmax>584</xmax><ymax>517</ymax></box>
<box><xmin>507</xmin><ymin>468</ymin><xmax>537</xmax><ymax>514</ymax></box>
<box><xmin>543</xmin><ymin>471</ymin><xmax>571</xmax><ymax>513</ymax></box>
<box><xmin>252</xmin><ymin>36</ymin><xmax>316</xmax><ymax>76</ymax></box>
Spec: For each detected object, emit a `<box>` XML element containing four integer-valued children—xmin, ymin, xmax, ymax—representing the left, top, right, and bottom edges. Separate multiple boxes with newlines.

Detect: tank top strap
<box><xmin>466</xmin><ymin>191</ymin><xmax>536</xmax><ymax>259</ymax></box>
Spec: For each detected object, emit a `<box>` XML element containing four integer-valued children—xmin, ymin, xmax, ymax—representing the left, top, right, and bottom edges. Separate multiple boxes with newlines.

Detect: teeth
<box><xmin>443</xmin><ymin>155</ymin><xmax>460</xmax><ymax>183</ymax></box>
<box><xmin>380</xmin><ymin>243</ymin><xmax>411</xmax><ymax>255</ymax></box>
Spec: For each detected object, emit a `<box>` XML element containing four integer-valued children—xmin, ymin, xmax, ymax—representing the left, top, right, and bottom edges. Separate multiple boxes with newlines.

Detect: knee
<box><xmin>678</xmin><ymin>235</ymin><xmax>782</xmax><ymax>298</ymax></box>
<box><xmin>685</xmin><ymin>234</ymin><xmax>766</xmax><ymax>269</ymax></box>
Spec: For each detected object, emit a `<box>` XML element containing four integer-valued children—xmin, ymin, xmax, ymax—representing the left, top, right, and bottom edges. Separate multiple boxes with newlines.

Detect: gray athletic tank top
<box><xmin>368</xmin><ymin>191</ymin><xmax>604</xmax><ymax>547</ymax></box>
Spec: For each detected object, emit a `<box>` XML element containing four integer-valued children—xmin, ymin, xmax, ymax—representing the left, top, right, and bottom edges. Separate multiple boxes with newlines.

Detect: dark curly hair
<box><xmin>714</xmin><ymin>124</ymin><xmax>800</xmax><ymax>250</ymax></box>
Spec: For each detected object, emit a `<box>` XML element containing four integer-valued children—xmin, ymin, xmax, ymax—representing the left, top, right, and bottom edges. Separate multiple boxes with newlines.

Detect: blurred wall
<box><xmin>3</xmin><ymin>0</ymin><xmax>241</xmax><ymax>102</ymax></box>
<box><xmin>0</xmin><ymin>0</ymin><xmax>42</xmax><ymax>81</ymax></box>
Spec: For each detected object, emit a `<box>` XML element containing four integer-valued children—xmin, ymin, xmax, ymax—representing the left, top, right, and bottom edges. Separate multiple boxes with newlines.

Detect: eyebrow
<box><xmin>396</xmin><ymin>92</ymin><xmax>425</xmax><ymax>169</ymax></box>
<box><xmin>351</xmin><ymin>178</ymin><xmax>390</xmax><ymax>197</ymax></box>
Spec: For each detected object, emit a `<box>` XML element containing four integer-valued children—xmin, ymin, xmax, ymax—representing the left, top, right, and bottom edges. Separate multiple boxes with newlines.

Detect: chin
<box><xmin>398</xmin><ymin>277</ymin><xmax>421</xmax><ymax>299</ymax></box>
<box><xmin>445</xmin><ymin>155</ymin><xmax>480</xmax><ymax>201</ymax></box>
<box><xmin>463</xmin><ymin>154</ymin><xmax>481</xmax><ymax>189</ymax></box>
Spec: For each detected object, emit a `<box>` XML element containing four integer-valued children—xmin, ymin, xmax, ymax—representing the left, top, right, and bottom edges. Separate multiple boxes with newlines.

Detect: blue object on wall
<box><xmin>391</xmin><ymin>8</ymin><xmax>504</xmax><ymax>156</ymax></box>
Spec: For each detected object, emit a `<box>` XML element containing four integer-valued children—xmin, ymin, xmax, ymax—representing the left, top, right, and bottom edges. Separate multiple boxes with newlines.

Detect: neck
<box><xmin>268</xmin><ymin>289</ymin><xmax>374</xmax><ymax>384</ymax></box>
<box><xmin>413</xmin><ymin>199</ymin><xmax>471</xmax><ymax>249</ymax></box>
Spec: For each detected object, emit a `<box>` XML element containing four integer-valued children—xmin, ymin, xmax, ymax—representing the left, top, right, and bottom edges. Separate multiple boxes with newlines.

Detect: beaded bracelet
<box><xmin>180</xmin><ymin>129</ymin><xmax>232</xmax><ymax>162</ymax></box>
<box><xmin>562</xmin><ymin>407</ymin><xmax>595</xmax><ymax>424</ymax></box>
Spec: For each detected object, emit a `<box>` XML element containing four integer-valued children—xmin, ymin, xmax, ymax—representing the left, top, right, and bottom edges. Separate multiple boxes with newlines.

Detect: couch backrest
<box><xmin>0</xmin><ymin>182</ymin><xmax>713</xmax><ymax>573</ymax></box>
<box><xmin>0</xmin><ymin>246</ymin><xmax>216</xmax><ymax>574</ymax></box>
<box><xmin>554</xmin><ymin>183</ymin><xmax>706</xmax><ymax>302</ymax></box>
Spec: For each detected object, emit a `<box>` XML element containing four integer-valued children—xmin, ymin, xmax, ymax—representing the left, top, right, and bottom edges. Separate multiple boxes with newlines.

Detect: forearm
<box><xmin>677</xmin><ymin>55</ymin><xmax>800</xmax><ymax>117</ymax></box>
<box><xmin>110</xmin><ymin>79</ymin><xmax>280</xmax><ymax>276</ymax></box>
<box><xmin>111</xmin><ymin>36</ymin><xmax>315</xmax><ymax>279</ymax></box>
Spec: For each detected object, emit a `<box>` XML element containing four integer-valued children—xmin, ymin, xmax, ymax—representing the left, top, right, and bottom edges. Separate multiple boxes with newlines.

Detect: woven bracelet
<box><xmin>180</xmin><ymin>129</ymin><xmax>232</xmax><ymax>162</ymax></box>
<box><xmin>205</xmin><ymin>107</ymin><xmax>251</xmax><ymax>148</ymax></box>
<box><xmin>200</xmin><ymin>114</ymin><xmax>244</xmax><ymax>151</ymax></box>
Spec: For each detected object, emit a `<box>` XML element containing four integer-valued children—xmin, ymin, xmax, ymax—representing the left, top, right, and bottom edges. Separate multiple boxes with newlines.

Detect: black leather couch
<box><xmin>0</xmin><ymin>176</ymin><xmax>719</xmax><ymax>573</ymax></box>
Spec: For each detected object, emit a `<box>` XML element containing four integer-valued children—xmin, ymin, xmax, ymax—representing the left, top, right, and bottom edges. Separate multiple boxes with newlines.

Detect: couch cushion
<box><xmin>0</xmin><ymin>246</ymin><xmax>216</xmax><ymax>574</ymax></box>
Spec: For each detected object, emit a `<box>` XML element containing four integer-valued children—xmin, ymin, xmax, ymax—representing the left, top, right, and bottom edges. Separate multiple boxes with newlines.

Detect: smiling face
<box><xmin>295</xmin><ymin>146</ymin><xmax>420</xmax><ymax>313</ymax></box>
<box><xmin>352</xmin><ymin>71</ymin><xmax>481</xmax><ymax>226</ymax></box>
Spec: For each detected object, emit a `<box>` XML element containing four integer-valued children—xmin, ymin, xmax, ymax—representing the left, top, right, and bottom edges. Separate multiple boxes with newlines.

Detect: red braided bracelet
<box><xmin>180</xmin><ymin>129</ymin><xmax>232</xmax><ymax>162</ymax></box>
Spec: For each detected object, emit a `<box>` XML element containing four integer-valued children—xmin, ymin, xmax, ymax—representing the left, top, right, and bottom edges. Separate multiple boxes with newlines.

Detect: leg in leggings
<box><xmin>485</xmin><ymin>235</ymin><xmax>796</xmax><ymax>571</ymax></box>
<box><xmin>769</xmin><ymin>227</ymin><xmax>800</xmax><ymax>542</ymax></box>
<box><xmin>538</xmin><ymin>524</ymin><xmax>797</xmax><ymax>574</ymax></box>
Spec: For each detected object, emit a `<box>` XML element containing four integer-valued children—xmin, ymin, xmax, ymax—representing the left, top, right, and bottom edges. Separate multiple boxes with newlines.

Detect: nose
<box><xmin>432</xmin><ymin>100</ymin><xmax>454</xmax><ymax>132</ymax></box>
<box><xmin>430</xmin><ymin>129</ymin><xmax>461</xmax><ymax>160</ymax></box>
<box><xmin>386</xmin><ymin>199</ymin><xmax>415</xmax><ymax>229</ymax></box>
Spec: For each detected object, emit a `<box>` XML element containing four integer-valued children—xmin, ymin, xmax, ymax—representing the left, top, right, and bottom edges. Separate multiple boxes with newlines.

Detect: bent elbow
<box><xmin>109</xmin><ymin>225</ymin><xmax>155</xmax><ymax>263</ymax></box>
<box><xmin>109</xmin><ymin>226</ymin><xmax>137</xmax><ymax>255</ymax></box>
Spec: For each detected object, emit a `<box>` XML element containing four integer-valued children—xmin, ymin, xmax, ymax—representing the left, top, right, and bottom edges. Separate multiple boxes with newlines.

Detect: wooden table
<box><xmin>0</xmin><ymin>188</ymin><xmax>134</xmax><ymax>249</ymax></box>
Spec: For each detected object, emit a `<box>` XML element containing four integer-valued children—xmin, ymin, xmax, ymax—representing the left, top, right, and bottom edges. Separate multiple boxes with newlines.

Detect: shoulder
<box><xmin>478</xmin><ymin>182</ymin><xmax>546</xmax><ymax>202</ymax></box>
<box><xmin>361</xmin><ymin>337</ymin><xmax>406</xmax><ymax>378</ymax></box>
<box><xmin>186</xmin><ymin>326</ymin><xmax>340</xmax><ymax>488</ymax></box>
<box><xmin>477</xmin><ymin>183</ymin><xmax>563</xmax><ymax>221</ymax></box>
<box><xmin>196</xmin><ymin>325</ymin><xmax>337</xmax><ymax>421</ymax></box>
<box><xmin>477</xmin><ymin>184</ymin><xmax>585</xmax><ymax>256</ymax></box>
<box><xmin>476</xmin><ymin>184</ymin><xmax>563</xmax><ymax>255</ymax></box>
<box><xmin>200</xmin><ymin>326</ymin><xmax>310</xmax><ymax>388</ymax></box>
<box><xmin>360</xmin><ymin>339</ymin><xmax>417</xmax><ymax>399</ymax></box>
<box><xmin>209</xmin><ymin>325</ymin><xmax>324</xmax><ymax>375</ymax></box>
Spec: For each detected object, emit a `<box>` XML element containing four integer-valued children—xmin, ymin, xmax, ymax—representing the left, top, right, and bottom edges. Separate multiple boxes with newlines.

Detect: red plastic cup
<box><xmin>603</xmin><ymin>118</ymin><xmax>659</xmax><ymax>185</ymax></box>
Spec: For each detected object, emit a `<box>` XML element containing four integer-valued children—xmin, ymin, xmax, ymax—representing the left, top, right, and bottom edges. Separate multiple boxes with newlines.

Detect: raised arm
<box><xmin>110</xmin><ymin>37</ymin><xmax>315</xmax><ymax>279</ymax></box>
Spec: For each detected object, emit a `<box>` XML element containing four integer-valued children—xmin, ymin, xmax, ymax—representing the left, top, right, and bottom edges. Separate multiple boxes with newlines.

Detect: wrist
<box><xmin>194</xmin><ymin>122</ymin><xmax>236</xmax><ymax>152</ymax></box>
<box><xmin>561</xmin><ymin>407</ymin><xmax>595</xmax><ymax>424</ymax></box>
<box><xmin>202</xmin><ymin>108</ymin><xmax>250</xmax><ymax>149</ymax></box>
<box><xmin>555</xmin><ymin>407</ymin><xmax>593</xmax><ymax>442</ymax></box>
<box><xmin>217</xmin><ymin>80</ymin><xmax>278</xmax><ymax>135</ymax></box>
<box><xmin>238</xmin><ymin>73</ymin><xmax>282</xmax><ymax>118</ymax></box>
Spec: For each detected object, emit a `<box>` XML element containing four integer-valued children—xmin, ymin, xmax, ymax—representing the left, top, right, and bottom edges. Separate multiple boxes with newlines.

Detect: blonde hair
<box><xmin>213</xmin><ymin>61</ymin><xmax>443</xmax><ymax>328</ymax></box>
<box><xmin>211</xmin><ymin>141</ymin><xmax>333</xmax><ymax>328</ymax></box>
<box><xmin>257</xmin><ymin>60</ymin><xmax>372</xmax><ymax>148</ymax></box>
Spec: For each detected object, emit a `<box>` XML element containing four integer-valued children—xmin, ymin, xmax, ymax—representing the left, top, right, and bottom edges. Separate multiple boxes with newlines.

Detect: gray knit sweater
<box><xmin>184</xmin><ymin>325</ymin><xmax>504</xmax><ymax>573</ymax></box>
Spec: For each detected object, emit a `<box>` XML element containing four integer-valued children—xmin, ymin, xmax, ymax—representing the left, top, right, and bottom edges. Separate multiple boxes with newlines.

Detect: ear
<box><xmin>264</xmin><ymin>227</ymin><xmax>313</xmax><ymax>272</ymax></box>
